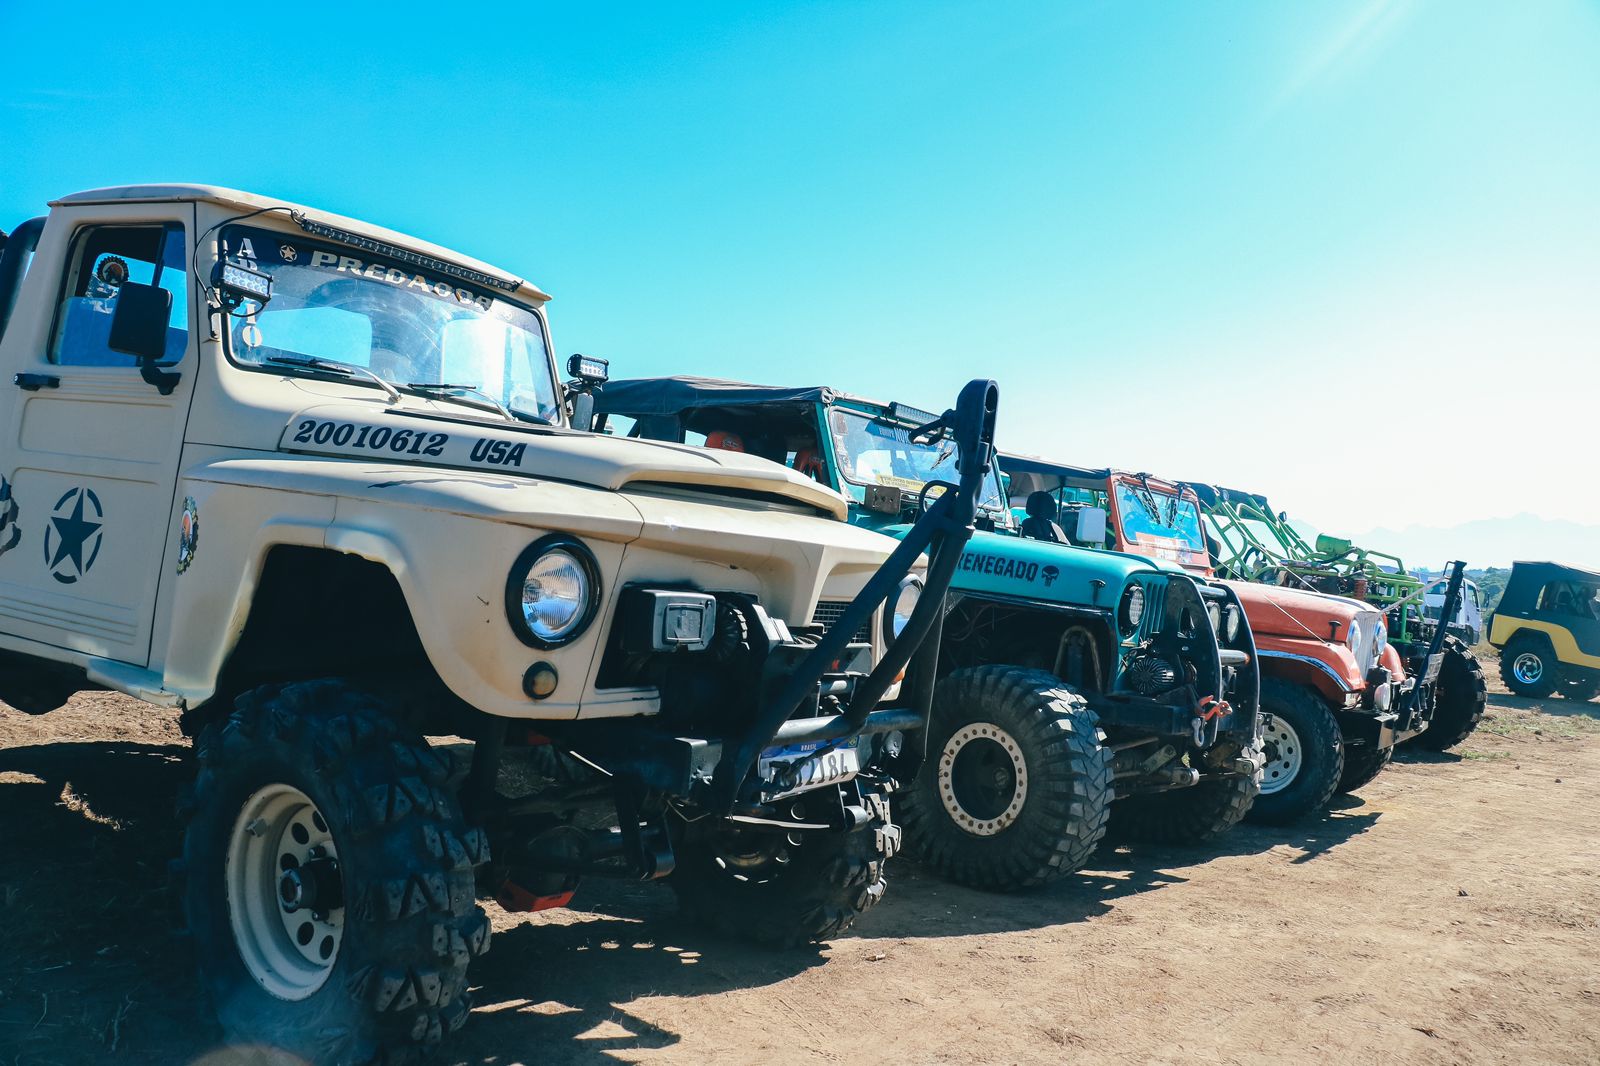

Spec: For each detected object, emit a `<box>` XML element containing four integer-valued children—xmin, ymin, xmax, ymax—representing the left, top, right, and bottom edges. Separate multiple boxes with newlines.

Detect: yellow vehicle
<box><xmin>1489</xmin><ymin>561</ymin><xmax>1600</xmax><ymax>701</ymax></box>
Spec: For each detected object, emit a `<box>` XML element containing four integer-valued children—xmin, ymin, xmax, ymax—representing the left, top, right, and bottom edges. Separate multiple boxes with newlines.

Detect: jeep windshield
<box><xmin>218</xmin><ymin>224</ymin><xmax>562</xmax><ymax>423</ymax></box>
<box><xmin>1114</xmin><ymin>481</ymin><xmax>1206</xmax><ymax>553</ymax></box>
<box><xmin>827</xmin><ymin>406</ymin><xmax>1007</xmax><ymax>517</ymax></box>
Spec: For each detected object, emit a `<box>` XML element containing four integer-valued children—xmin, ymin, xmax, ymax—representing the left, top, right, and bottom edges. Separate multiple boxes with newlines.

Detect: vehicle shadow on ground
<box><xmin>446</xmin><ymin>883</ymin><xmax>835</xmax><ymax>1065</ymax></box>
<box><xmin>0</xmin><ymin>738</ymin><xmax>216</xmax><ymax>1065</ymax></box>
<box><xmin>1506</xmin><ymin>692</ymin><xmax>1600</xmax><ymax>722</ymax></box>
<box><xmin>1176</xmin><ymin>800</ymin><xmax>1383</xmax><ymax>865</ymax></box>
<box><xmin>846</xmin><ymin>859</ymin><xmax>1183</xmax><ymax>943</ymax></box>
<box><xmin>1394</xmin><ymin>747</ymin><xmax>1463</xmax><ymax>767</ymax></box>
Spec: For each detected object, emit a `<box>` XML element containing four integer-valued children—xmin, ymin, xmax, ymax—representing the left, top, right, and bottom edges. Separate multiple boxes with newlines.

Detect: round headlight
<box><xmin>1346</xmin><ymin>619</ymin><xmax>1362</xmax><ymax>653</ymax></box>
<box><xmin>1205</xmin><ymin>601</ymin><xmax>1222</xmax><ymax>635</ymax></box>
<box><xmin>506</xmin><ymin>537</ymin><xmax>600</xmax><ymax>648</ymax></box>
<box><xmin>1224</xmin><ymin>604</ymin><xmax>1242</xmax><ymax>642</ymax></box>
<box><xmin>1374</xmin><ymin>620</ymin><xmax>1388</xmax><ymax>655</ymax></box>
<box><xmin>886</xmin><ymin>576</ymin><xmax>923</xmax><ymax>643</ymax></box>
<box><xmin>1120</xmin><ymin>584</ymin><xmax>1145</xmax><ymax>634</ymax></box>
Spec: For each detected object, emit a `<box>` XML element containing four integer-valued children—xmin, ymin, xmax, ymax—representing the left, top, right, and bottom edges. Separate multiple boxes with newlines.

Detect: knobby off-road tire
<box><xmin>669</xmin><ymin>779</ymin><xmax>897</xmax><ymax>947</ymax></box>
<box><xmin>1499</xmin><ymin>636</ymin><xmax>1560</xmax><ymax>699</ymax></box>
<box><xmin>1414</xmin><ymin>637</ymin><xmax>1488</xmax><ymax>750</ymax></box>
<box><xmin>1337</xmin><ymin>740</ymin><xmax>1393</xmax><ymax>794</ymax></box>
<box><xmin>896</xmin><ymin>666</ymin><xmax>1113</xmax><ymax>891</ymax></box>
<box><xmin>1244</xmin><ymin>678</ymin><xmax>1343</xmax><ymax>825</ymax></box>
<box><xmin>179</xmin><ymin>681</ymin><xmax>492</xmax><ymax>1065</ymax></box>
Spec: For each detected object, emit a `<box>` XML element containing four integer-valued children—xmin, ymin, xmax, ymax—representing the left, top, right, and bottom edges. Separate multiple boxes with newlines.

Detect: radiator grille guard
<box><xmin>811</xmin><ymin>600</ymin><xmax>872</xmax><ymax>644</ymax></box>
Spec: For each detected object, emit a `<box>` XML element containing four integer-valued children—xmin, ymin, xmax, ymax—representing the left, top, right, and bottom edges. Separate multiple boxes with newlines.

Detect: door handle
<box><xmin>14</xmin><ymin>373</ymin><xmax>61</xmax><ymax>391</ymax></box>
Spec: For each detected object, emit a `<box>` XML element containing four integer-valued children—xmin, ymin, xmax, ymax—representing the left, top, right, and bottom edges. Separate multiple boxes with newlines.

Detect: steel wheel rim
<box><xmin>226</xmin><ymin>784</ymin><xmax>344</xmax><ymax>1001</ymax></box>
<box><xmin>938</xmin><ymin>722</ymin><xmax>1028</xmax><ymax>836</ymax></box>
<box><xmin>1259</xmin><ymin>715</ymin><xmax>1304</xmax><ymax>796</ymax></box>
<box><xmin>1513</xmin><ymin>652</ymin><xmax>1544</xmax><ymax>685</ymax></box>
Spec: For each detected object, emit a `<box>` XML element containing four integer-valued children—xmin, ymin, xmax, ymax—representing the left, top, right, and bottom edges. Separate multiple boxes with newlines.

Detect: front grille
<box><xmin>811</xmin><ymin>600</ymin><xmax>872</xmax><ymax>643</ymax></box>
<box><xmin>1137</xmin><ymin>579</ymin><xmax>1168</xmax><ymax>643</ymax></box>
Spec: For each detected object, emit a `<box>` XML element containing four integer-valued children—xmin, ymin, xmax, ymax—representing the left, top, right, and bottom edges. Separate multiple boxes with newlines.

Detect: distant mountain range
<box><xmin>1343</xmin><ymin>513</ymin><xmax>1600</xmax><ymax>572</ymax></box>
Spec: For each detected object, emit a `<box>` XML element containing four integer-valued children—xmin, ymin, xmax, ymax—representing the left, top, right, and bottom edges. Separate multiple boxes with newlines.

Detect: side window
<box><xmin>52</xmin><ymin>223</ymin><xmax>187</xmax><ymax>367</ymax></box>
<box><xmin>1538</xmin><ymin>581</ymin><xmax>1583</xmax><ymax>616</ymax></box>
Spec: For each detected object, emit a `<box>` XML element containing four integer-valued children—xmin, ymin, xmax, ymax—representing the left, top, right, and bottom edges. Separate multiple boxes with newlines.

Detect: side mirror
<box><xmin>108</xmin><ymin>282</ymin><xmax>169</xmax><ymax>362</ymax></box>
<box><xmin>108</xmin><ymin>282</ymin><xmax>182</xmax><ymax>396</ymax></box>
<box><xmin>1076</xmin><ymin>506</ymin><xmax>1108</xmax><ymax>545</ymax></box>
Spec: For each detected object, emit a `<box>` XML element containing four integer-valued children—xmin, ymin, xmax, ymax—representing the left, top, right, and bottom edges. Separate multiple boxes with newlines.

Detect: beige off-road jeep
<box><xmin>0</xmin><ymin>186</ymin><xmax>998</xmax><ymax>1063</ymax></box>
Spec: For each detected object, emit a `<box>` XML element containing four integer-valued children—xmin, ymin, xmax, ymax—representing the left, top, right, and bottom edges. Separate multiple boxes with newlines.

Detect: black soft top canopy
<box><xmin>998</xmin><ymin>452</ymin><xmax>1111</xmax><ymax>486</ymax></box>
<box><xmin>596</xmin><ymin>376</ymin><xmax>839</xmax><ymax>417</ymax></box>
<box><xmin>1501</xmin><ymin>560</ymin><xmax>1600</xmax><ymax>616</ymax></box>
<box><xmin>1509</xmin><ymin>560</ymin><xmax>1600</xmax><ymax>585</ymax></box>
<box><xmin>595</xmin><ymin>376</ymin><xmax>866</xmax><ymax>463</ymax></box>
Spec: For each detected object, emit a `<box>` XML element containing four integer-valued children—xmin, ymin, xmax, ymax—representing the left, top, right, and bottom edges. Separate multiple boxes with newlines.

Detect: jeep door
<box><xmin>0</xmin><ymin>203</ymin><xmax>199</xmax><ymax>665</ymax></box>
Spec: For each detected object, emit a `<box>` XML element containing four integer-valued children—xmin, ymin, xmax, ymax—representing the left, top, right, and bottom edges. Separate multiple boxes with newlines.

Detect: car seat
<box><xmin>792</xmin><ymin>447</ymin><xmax>826</xmax><ymax>480</ymax></box>
<box><xmin>1019</xmin><ymin>491</ymin><xmax>1066</xmax><ymax>543</ymax></box>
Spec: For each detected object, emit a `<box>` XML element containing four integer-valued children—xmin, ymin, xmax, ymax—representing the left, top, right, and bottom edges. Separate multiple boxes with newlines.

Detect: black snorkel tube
<box><xmin>707</xmin><ymin>378</ymin><xmax>999</xmax><ymax>813</ymax></box>
<box><xmin>1394</xmin><ymin>559</ymin><xmax>1467</xmax><ymax>729</ymax></box>
<box><xmin>0</xmin><ymin>216</ymin><xmax>46</xmax><ymax>344</ymax></box>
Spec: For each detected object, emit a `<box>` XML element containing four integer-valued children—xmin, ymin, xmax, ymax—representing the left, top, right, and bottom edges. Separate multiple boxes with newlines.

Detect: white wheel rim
<box><xmin>938</xmin><ymin>722</ymin><xmax>1028</xmax><ymax>836</ymax></box>
<box><xmin>1513</xmin><ymin>652</ymin><xmax>1544</xmax><ymax>685</ymax></box>
<box><xmin>1259</xmin><ymin>715</ymin><xmax>1303</xmax><ymax>796</ymax></box>
<box><xmin>226</xmin><ymin>784</ymin><xmax>344</xmax><ymax>1001</ymax></box>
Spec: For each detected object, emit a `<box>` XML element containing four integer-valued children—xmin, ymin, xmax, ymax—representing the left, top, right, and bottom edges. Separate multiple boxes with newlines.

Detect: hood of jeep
<box><xmin>1227</xmin><ymin>580</ymin><xmax>1371</xmax><ymax>640</ymax></box>
<box><xmin>876</xmin><ymin>525</ymin><xmax>1164</xmax><ymax>606</ymax></box>
<box><xmin>278</xmin><ymin>403</ymin><xmax>849</xmax><ymax>520</ymax></box>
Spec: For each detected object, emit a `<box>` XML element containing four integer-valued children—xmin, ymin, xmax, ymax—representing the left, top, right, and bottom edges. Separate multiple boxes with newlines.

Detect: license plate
<box><xmin>757</xmin><ymin>738</ymin><xmax>861</xmax><ymax>800</ymax></box>
<box><xmin>1422</xmin><ymin>652</ymin><xmax>1445</xmax><ymax>684</ymax></box>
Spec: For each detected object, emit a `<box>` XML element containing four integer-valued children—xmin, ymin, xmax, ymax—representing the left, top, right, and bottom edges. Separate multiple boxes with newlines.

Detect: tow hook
<box><xmin>1192</xmin><ymin>696</ymin><xmax>1230</xmax><ymax>746</ymax></box>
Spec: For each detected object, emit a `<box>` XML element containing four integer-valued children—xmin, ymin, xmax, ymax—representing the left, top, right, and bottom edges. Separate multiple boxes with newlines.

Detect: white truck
<box><xmin>0</xmin><ymin>186</ymin><xmax>998</xmax><ymax>1063</ymax></box>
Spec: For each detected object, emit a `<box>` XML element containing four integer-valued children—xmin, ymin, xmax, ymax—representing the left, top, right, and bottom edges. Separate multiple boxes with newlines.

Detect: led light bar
<box><xmin>214</xmin><ymin>259</ymin><xmax>273</xmax><ymax>303</ymax></box>
<box><xmin>292</xmin><ymin>213</ymin><xmax>523</xmax><ymax>293</ymax></box>
<box><xmin>567</xmin><ymin>353</ymin><xmax>610</xmax><ymax>384</ymax></box>
<box><xmin>889</xmin><ymin>401</ymin><xmax>942</xmax><ymax>428</ymax></box>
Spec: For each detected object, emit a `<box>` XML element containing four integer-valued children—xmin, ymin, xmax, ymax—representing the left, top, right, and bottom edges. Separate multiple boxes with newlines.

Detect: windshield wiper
<box><xmin>265</xmin><ymin>355</ymin><xmax>400</xmax><ymax>404</ymax></box>
<box><xmin>402</xmin><ymin>382</ymin><xmax>514</xmax><ymax>420</ymax></box>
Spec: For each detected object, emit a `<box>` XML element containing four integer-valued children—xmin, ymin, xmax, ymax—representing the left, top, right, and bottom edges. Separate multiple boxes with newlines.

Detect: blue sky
<box><xmin>4</xmin><ymin>1</ymin><xmax>1597</xmax><ymax>565</ymax></box>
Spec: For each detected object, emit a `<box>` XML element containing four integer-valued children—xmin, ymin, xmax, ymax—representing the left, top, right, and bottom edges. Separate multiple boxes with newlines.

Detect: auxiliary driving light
<box><xmin>214</xmin><ymin>258</ymin><xmax>273</xmax><ymax>306</ymax></box>
<box><xmin>1119</xmin><ymin>584</ymin><xmax>1145</xmax><ymax>634</ymax></box>
<box><xmin>567</xmin><ymin>353</ymin><xmax>610</xmax><ymax>385</ymax></box>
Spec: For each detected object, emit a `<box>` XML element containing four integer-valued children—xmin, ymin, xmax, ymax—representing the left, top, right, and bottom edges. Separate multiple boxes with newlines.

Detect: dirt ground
<box><xmin>2</xmin><ymin>671</ymin><xmax>1597</xmax><ymax>1066</ymax></box>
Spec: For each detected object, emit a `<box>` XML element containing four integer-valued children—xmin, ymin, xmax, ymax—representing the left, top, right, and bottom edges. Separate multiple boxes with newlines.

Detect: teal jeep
<box><xmin>593</xmin><ymin>378</ymin><xmax>1262</xmax><ymax>891</ymax></box>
